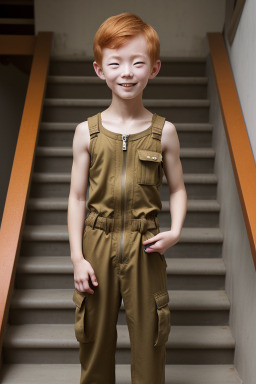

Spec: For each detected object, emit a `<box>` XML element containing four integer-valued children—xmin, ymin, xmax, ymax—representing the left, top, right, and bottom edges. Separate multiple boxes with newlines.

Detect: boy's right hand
<box><xmin>73</xmin><ymin>258</ymin><xmax>98</xmax><ymax>294</ymax></box>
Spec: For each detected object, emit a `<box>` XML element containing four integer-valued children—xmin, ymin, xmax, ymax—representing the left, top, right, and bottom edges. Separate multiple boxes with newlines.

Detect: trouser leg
<box><xmin>120</xmin><ymin>228</ymin><xmax>171</xmax><ymax>384</ymax></box>
<box><xmin>74</xmin><ymin>226</ymin><xmax>122</xmax><ymax>384</ymax></box>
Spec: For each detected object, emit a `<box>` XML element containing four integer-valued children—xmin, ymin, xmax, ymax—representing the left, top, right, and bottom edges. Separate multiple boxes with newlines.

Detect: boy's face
<box><xmin>93</xmin><ymin>33</ymin><xmax>161</xmax><ymax>100</ymax></box>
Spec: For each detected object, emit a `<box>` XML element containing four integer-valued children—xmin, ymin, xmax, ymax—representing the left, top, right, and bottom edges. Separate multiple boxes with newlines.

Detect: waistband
<box><xmin>84</xmin><ymin>211</ymin><xmax>160</xmax><ymax>235</ymax></box>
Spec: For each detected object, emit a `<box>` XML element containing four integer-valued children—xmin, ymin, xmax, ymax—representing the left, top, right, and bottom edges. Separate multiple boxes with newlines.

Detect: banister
<box><xmin>0</xmin><ymin>35</ymin><xmax>36</xmax><ymax>55</ymax></box>
<box><xmin>0</xmin><ymin>32</ymin><xmax>53</xmax><ymax>360</ymax></box>
<box><xmin>207</xmin><ymin>32</ymin><xmax>256</xmax><ymax>268</ymax></box>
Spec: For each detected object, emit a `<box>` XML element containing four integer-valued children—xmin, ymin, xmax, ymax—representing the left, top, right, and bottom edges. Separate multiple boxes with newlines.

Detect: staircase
<box><xmin>0</xmin><ymin>56</ymin><xmax>243</xmax><ymax>383</ymax></box>
<box><xmin>0</xmin><ymin>0</ymin><xmax>35</xmax><ymax>35</ymax></box>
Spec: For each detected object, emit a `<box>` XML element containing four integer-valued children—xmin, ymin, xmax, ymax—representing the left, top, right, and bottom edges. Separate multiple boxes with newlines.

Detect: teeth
<box><xmin>121</xmin><ymin>84</ymin><xmax>135</xmax><ymax>87</ymax></box>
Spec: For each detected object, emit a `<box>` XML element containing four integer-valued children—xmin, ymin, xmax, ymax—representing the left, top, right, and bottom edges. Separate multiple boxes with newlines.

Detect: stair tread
<box><xmin>50</xmin><ymin>55</ymin><xmax>207</xmax><ymax>62</ymax></box>
<box><xmin>36</xmin><ymin>146</ymin><xmax>215</xmax><ymax>157</ymax></box>
<box><xmin>32</xmin><ymin>171</ymin><xmax>218</xmax><ymax>183</ymax></box>
<box><xmin>0</xmin><ymin>363</ymin><xmax>242</xmax><ymax>384</ymax></box>
<box><xmin>3</xmin><ymin>324</ymin><xmax>235</xmax><ymax>348</ymax></box>
<box><xmin>43</xmin><ymin>98</ymin><xmax>210</xmax><ymax>107</ymax></box>
<box><xmin>21</xmin><ymin>225</ymin><xmax>223</xmax><ymax>241</ymax></box>
<box><xmin>17</xmin><ymin>256</ymin><xmax>226</xmax><ymax>275</ymax></box>
<box><xmin>27</xmin><ymin>197</ymin><xmax>220</xmax><ymax>211</ymax></box>
<box><xmin>10</xmin><ymin>288</ymin><xmax>230</xmax><ymax>310</ymax></box>
<box><xmin>40</xmin><ymin>121</ymin><xmax>213</xmax><ymax>131</ymax></box>
<box><xmin>0</xmin><ymin>18</ymin><xmax>34</xmax><ymax>24</ymax></box>
<box><xmin>47</xmin><ymin>75</ymin><xmax>208</xmax><ymax>84</ymax></box>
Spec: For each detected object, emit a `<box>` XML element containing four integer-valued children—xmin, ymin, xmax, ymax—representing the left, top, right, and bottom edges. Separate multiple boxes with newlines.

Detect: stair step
<box><xmin>0</xmin><ymin>18</ymin><xmax>34</xmax><ymax>24</ymax></box>
<box><xmin>30</xmin><ymin>171</ymin><xmax>218</xmax><ymax>185</ymax></box>
<box><xmin>49</xmin><ymin>56</ymin><xmax>207</xmax><ymax>77</ymax></box>
<box><xmin>0</xmin><ymin>363</ymin><xmax>242</xmax><ymax>384</ymax></box>
<box><xmin>21</xmin><ymin>225</ymin><xmax>223</xmax><ymax>242</ymax></box>
<box><xmin>42</xmin><ymin>98</ymin><xmax>210</xmax><ymax>123</ymax></box>
<box><xmin>39</xmin><ymin>121</ymin><xmax>213</xmax><ymax>131</ymax></box>
<box><xmin>35</xmin><ymin>146</ymin><xmax>215</xmax><ymax>157</ymax></box>
<box><xmin>34</xmin><ymin>146</ymin><xmax>215</xmax><ymax>174</ymax></box>
<box><xmin>9</xmin><ymin>287</ymin><xmax>230</xmax><ymax>325</ymax></box>
<box><xmin>45</xmin><ymin>75</ymin><xmax>208</xmax><ymax>99</ymax></box>
<box><xmin>43</xmin><ymin>98</ymin><xmax>210</xmax><ymax>107</ymax></box>
<box><xmin>10</xmin><ymin>288</ymin><xmax>230</xmax><ymax>311</ymax></box>
<box><xmin>25</xmin><ymin>198</ymin><xmax>220</xmax><ymax>227</ymax></box>
<box><xmin>38</xmin><ymin>121</ymin><xmax>213</xmax><ymax>148</ymax></box>
<box><xmin>19</xmin><ymin>226</ymin><xmax>223</xmax><ymax>259</ymax></box>
<box><xmin>3</xmin><ymin>324</ymin><xmax>235</xmax><ymax>364</ymax></box>
<box><xmin>17</xmin><ymin>256</ymin><xmax>225</xmax><ymax>275</ymax></box>
<box><xmin>47</xmin><ymin>75</ymin><xmax>208</xmax><ymax>85</ymax></box>
<box><xmin>26</xmin><ymin>198</ymin><xmax>220</xmax><ymax>211</ymax></box>
<box><xmin>15</xmin><ymin>256</ymin><xmax>226</xmax><ymax>291</ymax></box>
<box><xmin>30</xmin><ymin>171</ymin><xmax>218</xmax><ymax>200</ymax></box>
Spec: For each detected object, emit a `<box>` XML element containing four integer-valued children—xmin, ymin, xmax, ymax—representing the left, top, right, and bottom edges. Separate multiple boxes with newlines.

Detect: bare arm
<box><xmin>162</xmin><ymin>121</ymin><xmax>187</xmax><ymax>236</ymax></box>
<box><xmin>67</xmin><ymin>121</ymin><xmax>98</xmax><ymax>293</ymax></box>
<box><xmin>142</xmin><ymin>121</ymin><xmax>187</xmax><ymax>254</ymax></box>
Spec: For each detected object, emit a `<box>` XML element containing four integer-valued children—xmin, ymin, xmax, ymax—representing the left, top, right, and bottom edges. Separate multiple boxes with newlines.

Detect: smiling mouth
<box><xmin>119</xmin><ymin>83</ymin><xmax>137</xmax><ymax>87</ymax></box>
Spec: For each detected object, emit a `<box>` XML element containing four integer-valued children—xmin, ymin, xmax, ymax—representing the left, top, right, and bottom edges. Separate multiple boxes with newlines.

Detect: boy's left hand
<box><xmin>143</xmin><ymin>230</ymin><xmax>180</xmax><ymax>255</ymax></box>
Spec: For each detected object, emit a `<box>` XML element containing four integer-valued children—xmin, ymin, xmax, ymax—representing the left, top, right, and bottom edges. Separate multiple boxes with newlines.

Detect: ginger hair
<box><xmin>93</xmin><ymin>12</ymin><xmax>160</xmax><ymax>70</ymax></box>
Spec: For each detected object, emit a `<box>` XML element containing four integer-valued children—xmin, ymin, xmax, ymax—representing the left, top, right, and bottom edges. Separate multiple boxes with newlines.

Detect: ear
<box><xmin>149</xmin><ymin>59</ymin><xmax>161</xmax><ymax>79</ymax></box>
<box><xmin>93</xmin><ymin>61</ymin><xmax>105</xmax><ymax>80</ymax></box>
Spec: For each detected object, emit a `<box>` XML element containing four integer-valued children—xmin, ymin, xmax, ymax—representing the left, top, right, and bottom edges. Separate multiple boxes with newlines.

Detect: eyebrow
<box><xmin>108</xmin><ymin>54</ymin><xmax>146</xmax><ymax>60</ymax></box>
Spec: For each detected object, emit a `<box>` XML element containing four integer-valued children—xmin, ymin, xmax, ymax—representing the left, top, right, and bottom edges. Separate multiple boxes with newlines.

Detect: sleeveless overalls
<box><xmin>72</xmin><ymin>112</ymin><xmax>171</xmax><ymax>384</ymax></box>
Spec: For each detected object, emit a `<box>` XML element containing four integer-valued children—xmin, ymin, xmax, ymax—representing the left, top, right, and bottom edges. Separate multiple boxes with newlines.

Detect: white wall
<box><xmin>224</xmin><ymin>0</ymin><xmax>256</xmax><ymax>161</ymax></box>
<box><xmin>35</xmin><ymin>0</ymin><xmax>225</xmax><ymax>58</ymax></box>
<box><xmin>206</xmin><ymin>53</ymin><xmax>256</xmax><ymax>384</ymax></box>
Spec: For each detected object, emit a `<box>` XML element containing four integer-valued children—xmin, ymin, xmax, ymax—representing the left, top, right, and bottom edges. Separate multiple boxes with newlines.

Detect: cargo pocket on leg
<box><xmin>72</xmin><ymin>288</ymin><xmax>93</xmax><ymax>343</ymax></box>
<box><xmin>153</xmin><ymin>290</ymin><xmax>171</xmax><ymax>347</ymax></box>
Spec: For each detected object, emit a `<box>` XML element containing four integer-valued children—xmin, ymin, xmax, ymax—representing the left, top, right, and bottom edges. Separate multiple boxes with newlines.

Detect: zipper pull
<box><xmin>122</xmin><ymin>134</ymin><xmax>129</xmax><ymax>151</ymax></box>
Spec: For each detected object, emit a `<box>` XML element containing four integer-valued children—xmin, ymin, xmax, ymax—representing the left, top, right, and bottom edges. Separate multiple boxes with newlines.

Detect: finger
<box><xmin>83</xmin><ymin>280</ymin><xmax>94</xmax><ymax>294</ymax></box>
<box><xmin>144</xmin><ymin>245</ymin><xmax>157</xmax><ymax>253</ymax></box>
<box><xmin>78</xmin><ymin>282</ymin><xmax>86</xmax><ymax>293</ymax></box>
<box><xmin>89</xmin><ymin>270</ymin><xmax>99</xmax><ymax>286</ymax></box>
<box><xmin>143</xmin><ymin>238</ymin><xmax>155</xmax><ymax>244</ymax></box>
<box><xmin>147</xmin><ymin>240</ymin><xmax>157</xmax><ymax>247</ymax></box>
<box><xmin>143</xmin><ymin>235</ymin><xmax>159</xmax><ymax>244</ymax></box>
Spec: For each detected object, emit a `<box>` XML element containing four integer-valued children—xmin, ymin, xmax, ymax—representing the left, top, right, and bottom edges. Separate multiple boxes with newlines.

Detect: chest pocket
<box><xmin>137</xmin><ymin>149</ymin><xmax>163</xmax><ymax>186</ymax></box>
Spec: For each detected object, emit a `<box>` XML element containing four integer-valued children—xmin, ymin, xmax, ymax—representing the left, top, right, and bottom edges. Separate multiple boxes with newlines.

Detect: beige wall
<box><xmin>224</xmin><ymin>0</ymin><xmax>256</xmax><ymax>161</ymax></box>
<box><xmin>206</xmin><ymin>51</ymin><xmax>256</xmax><ymax>384</ymax></box>
<box><xmin>221</xmin><ymin>1</ymin><xmax>256</xmax><ymax>382</ymax></box>
<box><xmin>35</xmin><ymin>0</ymin><xmax>225</xmax><ymax>58</ymax></box>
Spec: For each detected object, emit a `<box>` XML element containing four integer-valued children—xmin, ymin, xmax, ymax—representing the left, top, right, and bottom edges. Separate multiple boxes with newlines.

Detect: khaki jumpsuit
<box><xmin>72</xmin><ymin>112</ymin><xmax>171</xmax><ymax>384</ymax></box>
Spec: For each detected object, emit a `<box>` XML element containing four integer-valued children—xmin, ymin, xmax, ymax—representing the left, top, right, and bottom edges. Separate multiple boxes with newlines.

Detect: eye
<box><xmin>134</xmin><ymin>62</ymin><xmax>144</xmax><ymax>65</ymax></box>
<box><xmin>109</xmin><ymin>63</ymin><xmax>119</xmax><ymax>66</ymax></box>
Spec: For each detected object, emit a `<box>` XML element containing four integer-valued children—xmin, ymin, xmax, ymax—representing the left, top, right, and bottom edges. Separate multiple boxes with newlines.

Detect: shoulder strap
<box><xmin>151</xmin><ymin>114</ymin><xmax>166</xmax><ymax>141</ymax></box>
<box><xmin>87</xmin><ymin>114</ymin><xmax>100</xmax><ymax>139</ymax></box>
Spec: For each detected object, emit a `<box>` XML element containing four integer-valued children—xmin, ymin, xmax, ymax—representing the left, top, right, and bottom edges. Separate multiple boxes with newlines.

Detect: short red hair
<box><xmin>93</xmin><ymin>12</ymin><xmax>160</xmax><ymax>70</ymax></box>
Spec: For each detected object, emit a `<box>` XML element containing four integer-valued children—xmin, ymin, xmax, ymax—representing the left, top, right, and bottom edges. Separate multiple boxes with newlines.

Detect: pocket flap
<box><xmin>72</xmin><ymin>289</ymin><xmax>88</xmax><ymax>309</ymax></box>
<box><xmin>153</xmin><ymin>290</ymin><xmax>169</xmax><ymax>309</ymax></box>
<box><xmin>137</xmin><ymin>149</ymin><xmax>162</xmax><ymax>162</ymax></box>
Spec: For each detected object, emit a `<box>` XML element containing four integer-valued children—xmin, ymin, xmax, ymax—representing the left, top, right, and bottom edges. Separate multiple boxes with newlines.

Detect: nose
<box><xmin>121</xmin><ymin>64</ymin><xmax>133</xmax><ymax>78</ymax></box>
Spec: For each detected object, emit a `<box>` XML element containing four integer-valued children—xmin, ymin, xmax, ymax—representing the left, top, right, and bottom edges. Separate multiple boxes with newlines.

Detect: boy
<box><xmin>67</xmin><ymin>12</ymin><xmax>187</xmax><ymax>384</ymax></box>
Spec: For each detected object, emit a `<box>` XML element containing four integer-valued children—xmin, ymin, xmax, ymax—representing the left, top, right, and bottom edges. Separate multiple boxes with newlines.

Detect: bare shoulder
<box><xmin>161</xmin><ymin>120</ymin><xmax>180</xmax><ymax>154</ymax></box>
<box><xmin>72</xmin><ymin>120</ymin><xmax>90</xmax><ymax>155</ymax></box>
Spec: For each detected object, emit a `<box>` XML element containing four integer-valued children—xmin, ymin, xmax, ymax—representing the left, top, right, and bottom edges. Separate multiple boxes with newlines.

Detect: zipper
<box><xmin>119</xmin><ymin>134</ymin><xmax>129</xmax><ymax>263</ymax></box>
